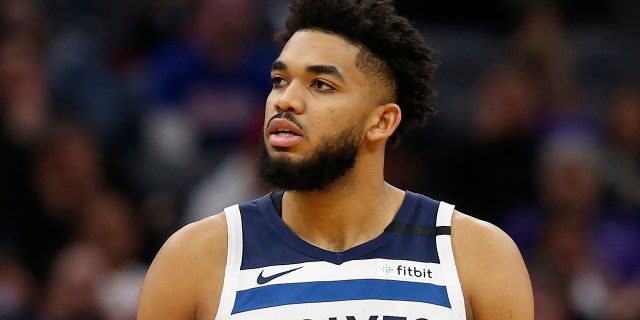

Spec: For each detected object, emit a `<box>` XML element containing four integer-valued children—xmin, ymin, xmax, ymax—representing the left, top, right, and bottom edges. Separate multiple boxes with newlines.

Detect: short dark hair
<box><xmin>275</xmin><ymin>0</ymin><xmax>437</xmax><ymax>145</ymax></box>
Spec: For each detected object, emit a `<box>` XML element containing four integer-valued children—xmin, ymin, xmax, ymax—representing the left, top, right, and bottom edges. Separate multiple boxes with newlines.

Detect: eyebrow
<box><xmin>271</xmin><ymin>60</ymin><xmax>345</xmax><ymax>82</ymax></box>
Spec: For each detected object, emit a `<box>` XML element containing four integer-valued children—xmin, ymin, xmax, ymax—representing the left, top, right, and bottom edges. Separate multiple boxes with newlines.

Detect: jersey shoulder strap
<box><xmin>435</xmin><ymin>201</ymin><xmax>466</xmax><ymax>320</ymax></box>
<box><xmin>216</xmin><ymin>204</ymin><xmax>243</xmax><ymax>320</ymax></box>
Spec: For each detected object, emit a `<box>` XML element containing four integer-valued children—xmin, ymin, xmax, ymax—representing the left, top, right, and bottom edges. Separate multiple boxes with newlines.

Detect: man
<box><xmin>137</xmin><ymin>0</ymin><xmax>534</xmax><ymax>319</ymax></box>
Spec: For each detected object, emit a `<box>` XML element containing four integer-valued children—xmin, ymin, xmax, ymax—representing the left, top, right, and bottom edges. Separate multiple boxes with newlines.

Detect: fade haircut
<box><xmin>275</xmin><ymin>0</ymin><xmax>437</xmax><ymax>145</ymax></box>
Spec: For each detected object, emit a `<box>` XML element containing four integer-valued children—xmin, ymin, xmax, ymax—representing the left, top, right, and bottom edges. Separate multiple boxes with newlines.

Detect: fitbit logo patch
<box><xmin>380</xmin><ymin>264</ymin><xmax>395</xmax><ymax>275</ymax></box>
<box><xmin>379</xmin><ymin>263</ymin><xmax>433</xmax><ymax>279</ymax></box>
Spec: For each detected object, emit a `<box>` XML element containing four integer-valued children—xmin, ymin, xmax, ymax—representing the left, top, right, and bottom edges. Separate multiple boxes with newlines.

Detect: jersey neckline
<box><xmin>256</xmin><ymin>191</ymin><xmax>419</xmax><ymax>264</ymax></box>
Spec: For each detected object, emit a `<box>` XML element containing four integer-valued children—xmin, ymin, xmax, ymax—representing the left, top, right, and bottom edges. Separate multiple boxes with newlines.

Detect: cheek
<box><xmin>264</xmin><ymin>94</ymin><xmax>276</xmax><ymax>112</ymax></box>
<box><xmin>313</xmin><ymin>108</ymin><xmax>343</xmax><ymax>129</ymax></box>
<box><xmin>319</xmin><ymin>109</ymin><xmax>366</xmax><ymax>137</ymax></box>
<box><xmin>263</xmin><ymin>96</ymin><xmax>278</xmax><ymax>122</ymax></box>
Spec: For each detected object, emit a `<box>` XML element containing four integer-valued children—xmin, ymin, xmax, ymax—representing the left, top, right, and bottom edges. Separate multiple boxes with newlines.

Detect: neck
<box><xmin>281</xmin><ymin>171</ymin><xmax>405</xmax><ymax>252</ymax></box>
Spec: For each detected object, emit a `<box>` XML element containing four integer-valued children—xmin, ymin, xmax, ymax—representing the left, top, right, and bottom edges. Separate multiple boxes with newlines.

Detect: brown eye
<box><xmin>311</xmin><ymin>80</ymin><xmax>334</xmax><ymax>92</ymax></box>
<box><xmin>271</xmin><ymin>76</ymin><xmax>287</xmax><ymax>88</ymax></box>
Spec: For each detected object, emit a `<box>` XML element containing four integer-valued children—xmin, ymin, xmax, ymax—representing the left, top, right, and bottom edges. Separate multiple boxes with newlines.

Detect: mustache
<box><xmin>267</xmin><ymin>112</ymin><xmax>304</xmax><ymax>130</ymax></box>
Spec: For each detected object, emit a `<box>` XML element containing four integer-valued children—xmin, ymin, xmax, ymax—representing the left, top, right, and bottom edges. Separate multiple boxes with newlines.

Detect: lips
<box><xmin>267</xmin><ymin>118</ymin><xmax>304</xmax><ymax>147</ymax></box>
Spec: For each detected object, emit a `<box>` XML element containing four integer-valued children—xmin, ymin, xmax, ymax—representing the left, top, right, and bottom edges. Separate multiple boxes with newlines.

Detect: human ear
<box><xmin>366</xmin><ymin>103</ymin><xmax>401</xmax><ymax>142</ymax></box>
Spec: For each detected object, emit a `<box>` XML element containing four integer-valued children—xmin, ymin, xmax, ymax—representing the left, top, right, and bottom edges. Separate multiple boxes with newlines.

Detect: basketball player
<box><xmin>137</xmin><ymin>0</ymin><xmax>534</xmax><ymax>319</ymax></box>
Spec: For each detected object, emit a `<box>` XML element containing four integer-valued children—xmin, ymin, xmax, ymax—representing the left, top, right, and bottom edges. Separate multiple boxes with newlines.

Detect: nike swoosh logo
<box><xmin>256</xmin><ymin>266</ymin><xmax>303</xmax><ymax>285</ymax></box>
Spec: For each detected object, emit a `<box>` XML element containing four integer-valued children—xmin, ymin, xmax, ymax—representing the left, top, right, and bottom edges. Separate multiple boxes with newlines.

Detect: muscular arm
<box><xmin>137</xmin><ymin>213</ymin><xmax>228</xmax><ymax>320</ymax></box>
<box><xmin>452</xmin><ymin>211</ymin><xmax>534</xmax><ymax>320</ymax></box>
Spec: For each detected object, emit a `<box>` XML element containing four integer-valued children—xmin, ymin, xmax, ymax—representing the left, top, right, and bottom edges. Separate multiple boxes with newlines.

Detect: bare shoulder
<box><xmin>451</xmin><ymin>210</ymin><xmax>534</xmax><ymax>320</ymax></box>
<box><xmin>137</xmin><ymin>212</ymin><xmax>228</xmax><ymax>320</ymax></box>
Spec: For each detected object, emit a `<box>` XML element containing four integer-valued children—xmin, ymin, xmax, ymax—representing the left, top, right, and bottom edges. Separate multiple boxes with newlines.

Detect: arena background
<box><xmin>0</xmin><ymin>0</ymin><xmax>639</xmax><ymax>318</ymax></box>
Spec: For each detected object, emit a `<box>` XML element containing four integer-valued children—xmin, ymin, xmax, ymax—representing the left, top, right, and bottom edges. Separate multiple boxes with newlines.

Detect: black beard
<box><xmin>258</xmin><ymin>127</ymin><xmax>360</xmax><ymax>192</ymax></box>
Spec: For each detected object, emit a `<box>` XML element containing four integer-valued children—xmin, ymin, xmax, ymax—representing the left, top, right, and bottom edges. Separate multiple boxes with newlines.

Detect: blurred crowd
<box><xmin>0</xmin><ymin>0</ymin><xmax>638</xmax><ymax>319</ymax></box>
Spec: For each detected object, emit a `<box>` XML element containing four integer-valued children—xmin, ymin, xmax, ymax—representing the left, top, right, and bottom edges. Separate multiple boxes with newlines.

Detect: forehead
<box><xmin>276</xmin><ymin>30</ymin><xmax>363</xmax><ymax>76</ymax></box>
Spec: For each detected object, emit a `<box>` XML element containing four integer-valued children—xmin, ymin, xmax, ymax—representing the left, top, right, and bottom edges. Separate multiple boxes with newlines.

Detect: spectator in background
<box><xmin>181</xmin><ymin>116</ymin><xmax>270</xmax><ymax>224</ymax></box>
<box><xmin>0</xmin><ymin>34</ymin><xmax>50</xmax><ymax>147</ymax></box>
<box><xmin>0</xmin><ymin>32</ymin><xmax>55</xmax><ymax>288</ymax></box>
<box><xmin>137</xmin><ymin>0</ymin><xmax>279</xmax><ymax>231</ymax></box>
<box><xmin>77</xmin><ymin>191</ymin><xmax>148</xmax><ymax>320</ymax></box>
<box><xmin>0</xmin><ymin>0</ymin><xmax>50</xmax><ymax>44</ymax></box>
<box><xmin>21</xmin><ymin>121</ymin><xmax>107</xmax><ymax>283</ymax></box>
<box><xmin>501</xmin><ymin>125</ymin><xmax>640</xmax><ymax>319</ymax></box>
<box><xmin>42</xmin><ymin>0</ymin><xmax>140</xmax><ymax>153</ymax></box>
<box><xmin>597</xmin><ymin>83</ymin><xmax>640</xmax><ymax>319</ymax></box>
<box><xmin>140</xmin><ymin>0</ymin><xmax>276</xmax><ymax>165</ymax></box>
<box><xmin>506</xmin><ymin>2</ymin><xmax>585</xmax><ymax>116</ymax></box>
<box><xmin>0</xmin><ymin>250</ymin><xmax>36</xmax><ymax>319</ymax></box>
<box><xmin>37</xmin><ymin>0</ymin><xmax>142</xmax><ymax>208</ymax></box>
<box><xmin>447</xmin><ymin>2</ymin><xmax>593</xmax><ymax>225</ymax></box>
<box><xmin>600</xmin><ymin>82</ymin><xmax>640</xmax><ymax>210</ymax></box>
<box><xmin>36</xmin><ymin>243</ymin><xmax>109</xmax><ymax>320</ymax></box>
<box><xmin>448</xmin><ymin>61</ymin><xmax>541</xmax><ymax>223</ymax></box>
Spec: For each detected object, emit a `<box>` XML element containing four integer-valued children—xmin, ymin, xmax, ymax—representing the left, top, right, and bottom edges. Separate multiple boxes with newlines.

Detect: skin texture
<box><xmin>136</xmin><ymin>30</ymin><xmax>534</xmax><ymax>320</ymax></box>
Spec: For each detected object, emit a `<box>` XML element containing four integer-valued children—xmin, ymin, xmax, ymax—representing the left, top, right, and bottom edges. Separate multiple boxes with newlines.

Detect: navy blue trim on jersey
<box><xmin>238</xmin><ymin>191</ymin><xmax>443</xmax><ymax>269</ymax></box>
<box><xmin>232</xmin><ymin>279</ymin><xmax>451</xmax><ymax>314</ymax></box>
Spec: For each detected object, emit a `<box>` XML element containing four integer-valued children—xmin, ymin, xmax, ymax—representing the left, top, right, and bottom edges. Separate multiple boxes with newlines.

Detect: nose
<box><xmin>273</xmin><ymin>82</ymin><xmax>305</xmax><ymax>114</ymax></box>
